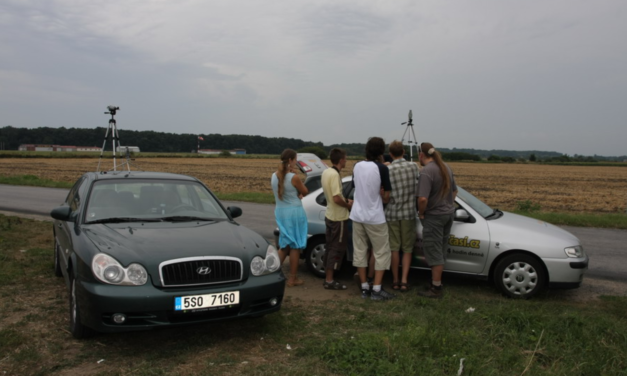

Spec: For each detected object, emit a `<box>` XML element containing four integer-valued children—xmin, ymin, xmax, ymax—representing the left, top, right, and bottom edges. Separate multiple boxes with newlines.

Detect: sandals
<box><xmin>286</xmin><ymin>277</ymin><xmax>304</xmax><ymax>287</ymax></box>
<box><xmin>323</xmin><ymin>280</ymin><xmax>347</xmax><ymax>290</ymax></box>
<box><xmin>400</xmin><ymin>282</ymin><xmax>410</xmax><ymax>292</ymax></box>
<box><xmin>392</xmin><ymin>281</ymin><xmax>401</xmax><ymax>291</ymax></box>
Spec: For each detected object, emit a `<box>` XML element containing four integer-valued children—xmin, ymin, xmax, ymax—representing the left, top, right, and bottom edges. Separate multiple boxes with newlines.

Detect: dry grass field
<box><xmin>1</xmin><ymin>157</ymin><xmax>626</xmax><ymax>213</ymax></box>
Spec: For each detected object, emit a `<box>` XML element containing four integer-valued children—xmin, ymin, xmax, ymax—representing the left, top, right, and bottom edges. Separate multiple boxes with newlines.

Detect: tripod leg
<box><xmin>97</xmin><ymin>125</ymin><xmax>111</xmax><ymax>172</ymax></box>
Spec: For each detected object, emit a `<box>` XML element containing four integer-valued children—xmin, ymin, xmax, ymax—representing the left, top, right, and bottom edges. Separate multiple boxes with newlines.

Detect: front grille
<box><xmin>160</xmin><ymin>257</ymin><xmax>243</xmax><ymax>287</ymax></box>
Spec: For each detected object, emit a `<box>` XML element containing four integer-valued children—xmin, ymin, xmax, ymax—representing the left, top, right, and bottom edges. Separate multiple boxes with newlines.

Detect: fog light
<box><xmin>112</xmin><ymin>313</ymin><xmax>126</xmax><ymax>324</ymax></box>
<box><xmin>269</xmin><ymin>298</ymin><xmax>278</xmax><ymax>306</ymax></box>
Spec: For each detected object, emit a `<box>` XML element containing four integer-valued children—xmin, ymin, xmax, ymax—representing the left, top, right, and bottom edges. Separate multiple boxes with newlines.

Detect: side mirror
<box><xmin>227</xmin><ymin>206</ymin><xmax>242</xmax><ymax>219</ymax></box>
<box><xmin>454</xmin><ymin>209</ymin><xmax>470</xmax><ymax>221</ymax></box>
<box><xmin>51</xmin><ymin>206</ymin><xmax>73</xmax><ymax>222</ymax></box>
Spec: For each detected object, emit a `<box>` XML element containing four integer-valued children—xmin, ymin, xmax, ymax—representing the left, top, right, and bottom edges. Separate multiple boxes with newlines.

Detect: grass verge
<box><xmin>215</xmin><ymin>191</ymin><xmax>275</xmax><ymax>204</ymax></box>
<box><xmin>0</xmin><ymin>214</ymin><xmax>626</xmax><ymax>375</ymax></box>
<box><xmin>513</xmin><ymin>210</ymin><xmax>627</xmax><ymax>229</ymax></box>
<box><xmin>0</xmin><ymin>174</ymin><xmax>73</xmax><ymax>189</ymax></box>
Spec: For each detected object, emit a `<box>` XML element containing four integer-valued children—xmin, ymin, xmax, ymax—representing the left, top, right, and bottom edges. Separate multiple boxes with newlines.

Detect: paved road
<box><xmin>1</xmin><ymin>184</ymin><xmax>626</xmax><ymax>282</ymax></box>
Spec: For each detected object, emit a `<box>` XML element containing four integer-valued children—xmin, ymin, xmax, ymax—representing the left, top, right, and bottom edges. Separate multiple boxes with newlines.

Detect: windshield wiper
<box><xmin>87</xmin><ymin>217</ymin><xmax>163</xmax><ymax>224</ymax></box>
<box><xmin>160</xmin><ymin>216</ymin><xmax>217</xmax><ymax>222</ymax></box>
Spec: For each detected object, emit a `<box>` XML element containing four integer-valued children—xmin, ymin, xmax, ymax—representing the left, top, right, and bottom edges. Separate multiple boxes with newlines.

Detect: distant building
<box><xmin>116</xmin><ymin>146</ymin><xmax>141</xmax><ymax>153</ymax></box>
<box><xmin>19</xmin><ymin>144</ymin><xmax>102</xmax><ymax>152</ymax></box>
<box><xmin>198</xmin><ymin>148</ymin><xmax>246</xmax><ymax>155</ymax></box>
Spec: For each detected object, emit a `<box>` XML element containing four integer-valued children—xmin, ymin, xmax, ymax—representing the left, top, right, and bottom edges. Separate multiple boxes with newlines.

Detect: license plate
<box><xmin>174</xmin><ymin>291</ymin><xmax>240</xmax><ymax>312</ymax></box>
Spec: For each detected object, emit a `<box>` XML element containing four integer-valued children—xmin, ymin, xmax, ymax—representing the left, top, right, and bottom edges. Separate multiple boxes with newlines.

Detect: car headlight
<box><xmin>92</xmin><ymin>253</ymin><xmax>148</xmax><ymax>285</ymax></box>
<box><xmin>564</xmin><ymin>245</ymin><xmax>584</xmax><ymax>258</ymax></box>
<box><xmin>250</xmin><ymin>244</ymin><xmax>281</xmax><ymax>276</ymax></box>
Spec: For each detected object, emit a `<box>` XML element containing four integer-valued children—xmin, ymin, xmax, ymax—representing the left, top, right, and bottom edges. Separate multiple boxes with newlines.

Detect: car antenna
<box><xmin>400</xmin><ymin>110</ymin><xmax>419</xmax><ymax>161</ymax></box>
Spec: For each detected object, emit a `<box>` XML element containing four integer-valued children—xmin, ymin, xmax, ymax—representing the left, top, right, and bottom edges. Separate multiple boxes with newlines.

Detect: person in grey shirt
<box><xmin>417</xmin><ymin>142</ymin><xmax>458</xmax><ymax>298</ymax></box>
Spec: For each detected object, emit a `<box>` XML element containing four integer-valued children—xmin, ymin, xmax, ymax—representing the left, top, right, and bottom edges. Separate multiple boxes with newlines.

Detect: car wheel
<box><xmin>305</xmin><ymin>238</ymin><xmax>326</xmax><ymax>278</ymax></box>
<box><xmin>494</xmin><ymin>254</ymin><xmax>546</xmax><ymax>299</ymax></box>
<box><xmin>69</xmin><ymin>273</ymin><xmax>93</xmax><ymax>339</ymax></box>
<box><xmin>54</xmin><ymin>239</ymin><xmax>62</xmax><ymax>277</ymax></box>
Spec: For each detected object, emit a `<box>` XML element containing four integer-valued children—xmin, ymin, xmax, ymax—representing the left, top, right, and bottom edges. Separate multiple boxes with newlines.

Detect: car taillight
<box><xmin>298</xmin><ymin>161</ymin><xmax>312</xmax><ymax>172</ymax></box>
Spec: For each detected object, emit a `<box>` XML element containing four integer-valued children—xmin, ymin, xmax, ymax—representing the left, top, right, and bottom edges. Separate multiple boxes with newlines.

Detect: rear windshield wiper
<box><xmin>87</xmin><ymin>217</ymin><xmax>163</xmax><ymax>224</ymax></box>
<box><xmin>160</xmin><ymin>216</ymin><xmax>217</xmax><ymax>222</ymax></box>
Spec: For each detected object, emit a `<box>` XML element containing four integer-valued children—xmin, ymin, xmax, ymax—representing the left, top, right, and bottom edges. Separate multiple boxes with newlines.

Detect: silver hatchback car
<box><xmin>292</xmin><ymin>154</ymin><xmax>588</xmax><ymax>299</ymax></box>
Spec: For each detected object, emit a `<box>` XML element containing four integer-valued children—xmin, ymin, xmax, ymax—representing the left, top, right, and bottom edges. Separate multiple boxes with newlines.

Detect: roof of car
<box><xmin>85</xmin><ymin>171</ymin><xmax>199</xmax><ymax>182</ymax></box>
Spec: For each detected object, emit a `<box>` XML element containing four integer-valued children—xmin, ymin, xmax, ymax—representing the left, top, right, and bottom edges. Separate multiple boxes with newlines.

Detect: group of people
<box><xmin>271</xmin><ymin>137</ymin><xmax>457</xmax><ymax>301</ymax></box>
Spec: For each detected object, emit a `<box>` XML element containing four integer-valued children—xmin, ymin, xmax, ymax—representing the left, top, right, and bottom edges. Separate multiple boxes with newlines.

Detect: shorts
<box><xmin>388</xmin><ymin>219</ymin><xmax>417</xmax><ymax>253</ymax></box>
<box><xmin>352</xmin><ymin>222</ymin><xmax>391</xmax><ymax>271</ymax></box>
<box><xmin>421</xmin><ymin>213</ymin><xmax>454</xmax><ymax>266</ymax></box>
<box><xmin>325</xmin><ymin>218</ymin><xmax>348</xmax><ymax>271</ymax></box>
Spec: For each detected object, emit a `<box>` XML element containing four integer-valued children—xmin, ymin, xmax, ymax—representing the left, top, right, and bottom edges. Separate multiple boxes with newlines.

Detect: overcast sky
<box><xmin>1</xmin><ymin>0</ymin><xmax>626</xmax><ymax>156</ymax></box>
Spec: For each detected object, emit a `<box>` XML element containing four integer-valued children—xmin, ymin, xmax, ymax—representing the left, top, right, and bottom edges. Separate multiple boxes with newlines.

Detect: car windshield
<box><xmin>455</xmin><ymin>186</ymin><xmax>495</xmax><ymax>218</ymax></box>
<box><xmin>84</xmin><ymin>179</ymin><xmax>228</xmax><ymax>223</ymax></box>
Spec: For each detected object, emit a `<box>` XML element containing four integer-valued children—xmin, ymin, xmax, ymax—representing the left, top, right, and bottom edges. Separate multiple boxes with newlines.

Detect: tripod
<box><xmin>97</xmin><ymin>106</ymin><xmax>129</xmax><ymax>172</ymax></box>
<box><xmin>400</xmin><ymin>110</ymin><xmax>419</xmax><ymax>161</ymax></box>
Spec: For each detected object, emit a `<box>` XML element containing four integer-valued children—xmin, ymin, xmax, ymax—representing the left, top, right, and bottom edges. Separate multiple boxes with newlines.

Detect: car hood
<box><xmin>488</xmin><ymin>211</ymin><xmax>581</xmax><ymax>254</ymax></box>
<box><xmin>82</xmin><ymin>220</ymin><xmax>267</xmax><ymax>267</ymax></box>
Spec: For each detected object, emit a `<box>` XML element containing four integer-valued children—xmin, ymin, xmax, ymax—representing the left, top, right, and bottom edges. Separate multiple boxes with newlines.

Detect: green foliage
<box><xmin>219</xmin><ymin>150</ymin><xmax>232</xmax><ymax>157</ymax></box>
<box><xmin>441</xmin><ymin>152</ymin><xmax>482</xmax><ymax>162</ymax></box>
<box><xmin>298</xmin><ymin>146</ymin><xmax>328</xmax><ymax>160</ymax></box>
<box><xmin>501</xmin><ymin>156</ymin><xmax>516</xmax><ymax>163</ymax></box>
<box><xmin>488</xmin><ymin>154</ymin><xmax>501</xmax><ymax>161</ymax></box>
<box><xmin>0</xmin><ymin>126</ymin><xmax>325</xmax><ymax>154</ymax></box>
<box><xmin>529</xmin><ymin>153</ymin><xmax>537</xmax><ymax>162</ymax></box>
<box><xmin>516</xmin><ymin>199</ymin><xmax>542</xmax><ymax>212</ymax></box>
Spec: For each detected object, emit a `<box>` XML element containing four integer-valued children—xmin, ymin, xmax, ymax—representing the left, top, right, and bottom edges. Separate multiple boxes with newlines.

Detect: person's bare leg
<box><xmin>401</xmin><ymin>252</ymin><xmax>412</xmax><ymax>284</ymax></box>
<box><xmin>432</xmin><ymin>264</ymin><xmax>444</xmax><ymax>284</ymax></box>
<box><xmin>289</xmin><ymin>249</ymin><xmax>300</xmax><ymax>281</ymax></box>
<box><xmin>367</xmin><ymin>252</ymin><xmax>375</xmax><ymax>280</ymax></box>
<box><xmin>357</xmin><ymin>266</ymin><xmax>367</xmax><ymax>284</ymax></box>
<box><xmin>373</xmin><ymin>269</ymin><xmax>386</xmax><ymax>286</ymax></box>
<box><xmin>278</xmin><ymin>249</ymin><xmax>287</xmax><ymax>264</ymax></box>
<box><xmin>325</xmin><ymin>268</ymin><xmax>335</xmax><ymax>283</ymax></box>
<box><xmin>391</xmin><ymin>251</ymin><xmax>400</xmax><ymax>285</ymax></box>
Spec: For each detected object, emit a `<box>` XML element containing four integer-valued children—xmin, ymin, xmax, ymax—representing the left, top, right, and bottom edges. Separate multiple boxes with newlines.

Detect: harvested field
<box><xmin>1</xmin><ymin>158</ymin><xmax>626</xmax><ymax>213</ymax></box>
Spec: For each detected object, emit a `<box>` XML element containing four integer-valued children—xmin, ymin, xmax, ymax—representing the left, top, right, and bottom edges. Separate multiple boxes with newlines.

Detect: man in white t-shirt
<box><xmin>350</xmin><ymin>137</ymin><xmax>395</xmax><ymax>301</ymax></box>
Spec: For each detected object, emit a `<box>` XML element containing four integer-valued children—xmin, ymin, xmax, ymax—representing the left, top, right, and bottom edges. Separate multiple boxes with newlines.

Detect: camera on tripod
<box><xmin>105</xmin><ymin>105</ymin><xmax>120</xmax><ymax>115</ymax></box>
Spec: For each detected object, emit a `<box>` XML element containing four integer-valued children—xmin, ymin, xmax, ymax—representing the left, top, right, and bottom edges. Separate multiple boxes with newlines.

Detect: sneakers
<box><xmin>370</xmin><ymin>288</ymin><xmax>396</xmax><ymax>301</ymax></box>
<box><xmin>360</xmin><ymin>288</ymin><xmax>371</xmax><ymax>299</ymax></box>
<box><xmin>417</xmin><ymin>284</ymin><xmax>443</xmax><ymax>299</ymax></box>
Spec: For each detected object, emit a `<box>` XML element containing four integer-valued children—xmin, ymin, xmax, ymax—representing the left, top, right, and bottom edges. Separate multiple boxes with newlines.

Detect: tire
<box><xmin>494</xmin><ymin>253</ymin><xmax>546</xmax><ymax>299</ymax></box>
<box><xmin>53</xmin><ymin>239</ymin><xmax>63</xmax><ymax>277</ymax></box>
<box><xmin>69</xmin><ymin>273</ymin><xmax>94</xmax><ymax>339</ymax></box>
<box><xmin>305</xmin><ymin>237</ymin><xmax>327</xmax><ymax>278</ymax></box>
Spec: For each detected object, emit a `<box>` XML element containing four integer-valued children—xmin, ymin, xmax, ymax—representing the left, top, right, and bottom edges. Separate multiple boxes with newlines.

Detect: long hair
<box><xmin>421</xmin><ymin>142</ymin><xmax>451</xmax><ymax>199</ymax></box>
<box><xmin>277</xmin><ymin>149</ymin><xmax>297</xmax><ymax>200</ymax></box>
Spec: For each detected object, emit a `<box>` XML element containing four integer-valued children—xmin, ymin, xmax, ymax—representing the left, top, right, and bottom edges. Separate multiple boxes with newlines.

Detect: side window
<box><xmin>66</xmin><ymin>177</ymin><xmax>85</xmax><ymax>212</ymax></box>
<box><xmin>315</xmin><ymin>192</ymin><xmax>327</xmax><ymax>207</ymax></box>
<box><xmin>342</xmin><ymin>182</ymin><xmax>354</xmax><ymax>200</ymax></box>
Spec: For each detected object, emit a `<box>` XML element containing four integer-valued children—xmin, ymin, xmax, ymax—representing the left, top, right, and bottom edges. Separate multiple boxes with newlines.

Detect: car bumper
<box><xmin>77</xmin><ymin>273</ymin><xmax>286</xmax><ymax>333</ymax></box>
<box><xmin>544</xmin><ymin>254</ymin><xmax>588</xmax><ymax>289</ymax></box>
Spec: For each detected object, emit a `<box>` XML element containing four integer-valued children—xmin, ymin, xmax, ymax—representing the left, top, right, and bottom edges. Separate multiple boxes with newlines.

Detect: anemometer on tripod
<box><xmin>97</xmin><ymin>106</ymin><xmax>135</xmax><ymax>172</ymax></box>
<box><xmin>400</xmin><ymin>110</ymin><xmax>419</xmax><ymax>161</ymax></box>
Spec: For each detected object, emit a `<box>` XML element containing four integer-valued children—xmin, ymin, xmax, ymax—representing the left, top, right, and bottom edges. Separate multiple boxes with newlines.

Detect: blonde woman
<box><xmin>271</xmin><ymin>149</ymin><xmax>309</xmax><ymax>287</ymax></box>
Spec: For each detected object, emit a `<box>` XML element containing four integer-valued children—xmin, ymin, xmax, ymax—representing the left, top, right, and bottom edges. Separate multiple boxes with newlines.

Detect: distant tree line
<box><xmin>1</xmin><ymin>126</ymin><xmax>625</xmax><ymax>161</ymax></box>
<box><xmin>0</xmin><ymin>126</ymin><xmax>323</xmax><ymax>154</ymax></box>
